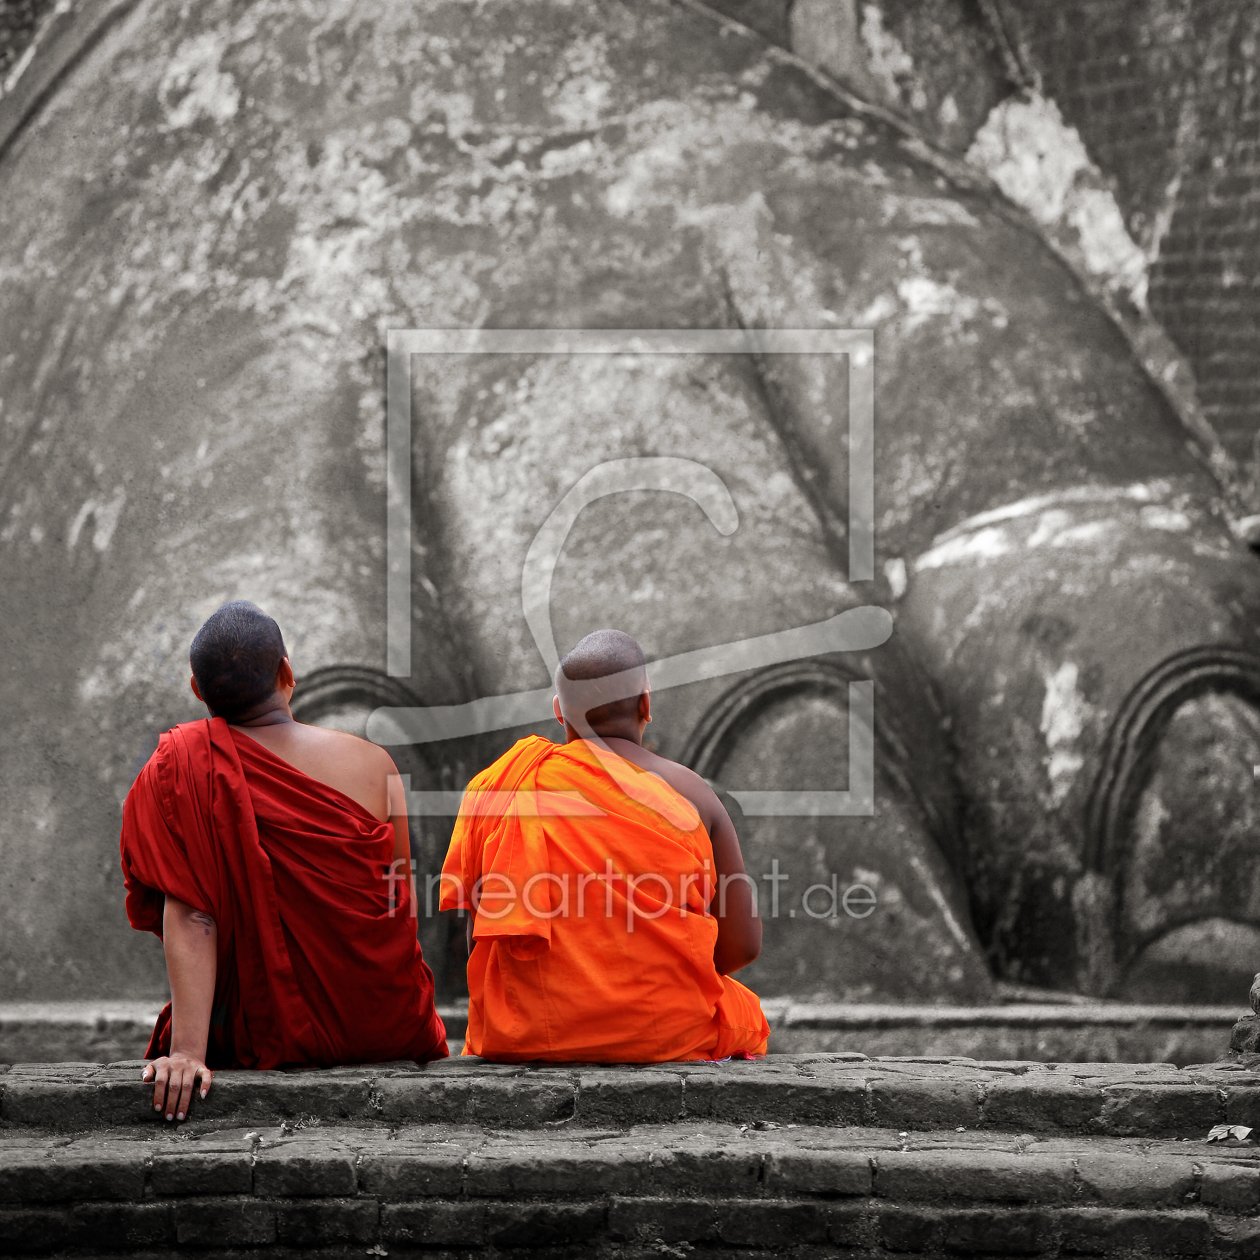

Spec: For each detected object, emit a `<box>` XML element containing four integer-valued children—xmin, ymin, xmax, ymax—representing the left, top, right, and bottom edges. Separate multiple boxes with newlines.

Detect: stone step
<box><xmin>4</xmin><ymin>1055</ymin><xmax>1260</xmax><ymax>1138</ymax></box>
<box><xmin>2</xmin><ymin>1001</ymin><xmax>1244</xmax><ymax>1066</ymax></box>
<box><xmin>766</xmin><ymin>1002</ymin><xmax>1243</xmax><ymax>1065</ymax></box>
<box><xmin>3</xmin><ymin>1116</ymin><xmax>1260</xmax><ymax>1256</ymax></box>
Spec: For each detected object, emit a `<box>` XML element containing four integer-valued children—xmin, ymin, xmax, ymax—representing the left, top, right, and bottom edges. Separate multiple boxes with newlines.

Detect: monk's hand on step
<box><xmin>142</xmin><ymin>1052</ymin><xmax>212</xmax><ymax>1122</ymax></box>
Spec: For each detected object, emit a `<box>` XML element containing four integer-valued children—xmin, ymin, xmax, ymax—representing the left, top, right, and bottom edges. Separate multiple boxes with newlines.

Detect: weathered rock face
<box><xmin>1002</xmin><ymin>0</ymin><xmax>1260</xmax><ymax>466</ymax></box>
<box><xmin>900</xmin><ymin>500</ymin><xmax>1260</xmax><ymax>997</ymax></box>
<box><xmin>693</xmin><ymin>120</ymin><xmax>1260</xmax><ymax>994</ymax></box>
<box><xmin>1</xmin><ymin>0</ymin><xmax>1256</xmax><ymax>1004</ymax></box>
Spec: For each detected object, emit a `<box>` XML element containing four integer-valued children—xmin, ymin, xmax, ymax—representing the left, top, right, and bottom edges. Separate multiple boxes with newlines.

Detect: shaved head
<box><xmin>555</xmin><ymin>629</ymin><xmax>648</xmax><ymax>733</ymax></box>
<box><xmin>190</xmin><ymin>600</ymin><xmax>287</xmax><ymax>722</ymax></box>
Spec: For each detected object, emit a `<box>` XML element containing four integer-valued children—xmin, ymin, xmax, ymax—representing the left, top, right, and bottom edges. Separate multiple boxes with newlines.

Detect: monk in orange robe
<box><xmin>441</xmin><ymin>628</ymin><xmax>768</xmax><ymax>1062</ymax></box>
<box><xmin>121</xmin><ymin>601</ymin><xmax>446</xmax><ymax>1123</ymax></box>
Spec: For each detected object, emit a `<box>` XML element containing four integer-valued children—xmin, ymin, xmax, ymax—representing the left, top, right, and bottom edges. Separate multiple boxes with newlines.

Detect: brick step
<box><xmin>4</xmin><ymin>1118</ymin><xmax>1260</xmax><ymax>1256</ymax></box>
<box><xmin>4</xmin><ymin>1055</ymin><xmax>1260</xmax><ymax>1138</ymax></box>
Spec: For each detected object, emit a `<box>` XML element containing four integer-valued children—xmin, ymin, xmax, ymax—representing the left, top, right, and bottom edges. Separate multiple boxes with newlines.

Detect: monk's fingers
<box><xmin>174</xmin><ymin>1069</ymin><xmax>196</xmax><ymax>1122</ymax></box>
<box><xmin>197</xmin><ymin>1066</ymin><xmax>213</xmax><ymax>1100</ymax></box>
<box><xmin>150</xmin><ymin>1061</ymin><xmax>170</xmax><ymax>1113</ymax></box>
<box><xmin>163</xmin><ymin>1065</ymin><xmax>184</xmax><ymax>1120</ymax></box>
<box><xmin>141</xmin><ymin>1062</ymin><xmax>155</xmax><ymax>1083</ymax></box>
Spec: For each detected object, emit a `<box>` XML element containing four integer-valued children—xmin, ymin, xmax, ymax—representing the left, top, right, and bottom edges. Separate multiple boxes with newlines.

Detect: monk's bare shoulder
<box><xmin>343</xmin><ymin>726</ymin><xmax>395</xmax><ymax>760</ymax></box>
<box><xmin>297</xmin><ymin>723</ymin><xmax>363</xmax><ymax>747</ymax></box>
<box><xmin>633</xmin><ymin>748</ymin><xmax>749</xmax><ymax>888</ymax></box>
<box><xmin>288</xmin><ymin>722</ymin><xmax>378</xmax><ymax>767</ymax></box>
<box><xmin>320</xmin><ymin>727</ymin><xmax>400</xmax><ymax>793</ymax></box>
<box><xmin>313</xmin><ymin>729</ymin><xmax>399</xmax><ymax>820</ymax></box>
<box><xmin>622</xmin><ymin>744</ymin><xmax>725</xmax><ymax>836</ymax></box>
<box><xmin>238</xmin><ymin>722</ymin><xmax>398</xmax><ymax>820</ymax></box>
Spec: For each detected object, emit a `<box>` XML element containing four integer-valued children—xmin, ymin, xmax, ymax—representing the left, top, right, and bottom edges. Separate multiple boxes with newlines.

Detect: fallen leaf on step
<box><xmin>1207</xmin><ymin>1124</ymin><xmax>1254</xmax><ymax>1142</ymax></box>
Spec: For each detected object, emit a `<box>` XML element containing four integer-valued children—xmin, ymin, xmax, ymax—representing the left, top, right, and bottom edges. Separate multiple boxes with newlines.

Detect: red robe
<box><xmin>120</xmin><ymin>718</ymin><xmax>446</xmax><ymax>1068</ymax></box>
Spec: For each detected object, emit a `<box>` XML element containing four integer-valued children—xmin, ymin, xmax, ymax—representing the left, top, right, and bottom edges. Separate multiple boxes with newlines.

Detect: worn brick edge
<box><xmin>3</xmin><ymin>1140</ymin><xmax>1259</xmax><ymax>1257</ymax></box>
<box><xmin>4</xmin><ymin>1058</ymin><xmax>1257</xmax><ymax>1137</ymax></box>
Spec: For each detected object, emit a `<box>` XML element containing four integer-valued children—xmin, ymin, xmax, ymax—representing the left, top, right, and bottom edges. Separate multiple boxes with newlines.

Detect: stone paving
<box><xmin>5</xmin><ymin>1055</ymin><xmax>1260</xmax><ymax>1255</ymax></box>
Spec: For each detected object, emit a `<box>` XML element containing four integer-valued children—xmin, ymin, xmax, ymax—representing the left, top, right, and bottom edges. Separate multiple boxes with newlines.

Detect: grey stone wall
<box><xmin>709</xmin><ymin>0</ymin><xmax>1260</xmax><ymax>476</ymax></box>
<box><xmin>0</xmin><ymin>0</ymin><xmax>53</xmax><ymax>80</ymax></box>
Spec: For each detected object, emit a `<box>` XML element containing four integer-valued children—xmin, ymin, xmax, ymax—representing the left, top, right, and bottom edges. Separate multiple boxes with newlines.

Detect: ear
<box><xmin>552</xmin><ymin>695</ymin><xmax>565</xmax><ymax>726</ymax></box>
<box><xmin>277</xmin><ymin>656</ymin><xmax>295</xmax><ymax>690</ymax></box>
<box><xmin>190</xmin><ymin>674</ymin><xmax>205</xmax><ymax>703</ymax></box>
<box><xmin>639</xmin><ymin>686</ymin><xmax>652</xmax><ymax>725</ymax></box>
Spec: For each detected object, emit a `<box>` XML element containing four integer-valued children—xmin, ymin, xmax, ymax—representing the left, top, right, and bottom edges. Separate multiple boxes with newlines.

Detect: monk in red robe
<box><xmin>121</xmin><ymin>601</ymin><xmax>446</xmax><ymax>1123</ymax></box>
<box><xmin>441</xmin><ymin>629</ymin><xmax>768</xmax><ymax>1062</ymax></box>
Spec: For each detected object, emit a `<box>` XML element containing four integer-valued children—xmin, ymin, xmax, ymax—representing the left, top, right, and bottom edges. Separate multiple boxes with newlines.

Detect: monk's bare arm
<box><xmin>705</xmin><ymin>792</ymin><xmax>762</xmax><ymax>975</ymax></box>
<box><xmin>143</xmin><ymin>895</ymin><xmax>216</xmax><ymax>1120</ymax></box>
<box><xmin>385</xmin><ymin>754</ymin><xmax>417</xmax><ymax>918</ymax></box>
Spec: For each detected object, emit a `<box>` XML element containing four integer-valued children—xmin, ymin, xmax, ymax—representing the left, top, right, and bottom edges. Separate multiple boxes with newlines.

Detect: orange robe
<box><xmin>440</xmin><ymin>735</ymin><xmax>769</xmax><ymax>1062</ymax></box>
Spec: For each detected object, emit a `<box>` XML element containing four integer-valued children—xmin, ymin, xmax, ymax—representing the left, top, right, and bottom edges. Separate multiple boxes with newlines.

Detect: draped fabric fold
<box><xmin>461</xmin><ymin>736</ymin><xmax>557</xmax><ymax>958</ymax></box>
<box><xmin>121</xmin><ymin>718</ymin><xmax>446</xmax><ymax>1069</ymax></box>
<box><xmin>441</xmin><ymin>735</ymin><xmax>769</xmax><ymax>1062</ymax></box>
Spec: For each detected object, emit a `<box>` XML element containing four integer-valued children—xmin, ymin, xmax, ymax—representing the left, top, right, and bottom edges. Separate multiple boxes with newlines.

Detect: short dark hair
<box><xmin>189</xmin><ymin>601</ymin><xmax>287</xmax><ymax>722</ymax></box>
